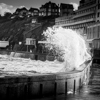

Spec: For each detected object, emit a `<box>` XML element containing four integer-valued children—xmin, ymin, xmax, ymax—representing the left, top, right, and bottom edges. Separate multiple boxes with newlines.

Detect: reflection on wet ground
<box><xmin>32</xmin><ymin>64</ymin><xmax>100</xmax><ymax>100</ymax></box>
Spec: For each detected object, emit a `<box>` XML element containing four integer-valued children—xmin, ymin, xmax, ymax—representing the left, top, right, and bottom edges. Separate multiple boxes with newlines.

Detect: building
<box><xmin>96</xmin><ymin>0</ymin><xmax>100</xmax><ymax>22</ymax></box>
<box><xmin>55</xmin><ymin>0</ymin><xmax>100</xmax><ymax>31</ymax></box>
<box><xmin>60</xmin><ymin>3</ymin><xmax>74</xmax><ymax>16</ymax></box>
<box><xmin>39</xmin><ymin>1</ymin><xmax>59</xmax><ymax>17</ymax></box>
<box><xmin>86</xmin><ymin>22</ymin><xmax>100</xmax><ymax>47</ymax></box>
<box><xmin>28</xmin><ymin>8</ymin><xmax>39</xmax><ymax>17</ymax></box>
<box><xmin>55</xmin><ymin>14</ymin><xmax>74</xmax><ymax>28</ymax></box>
<box><xmin>15</xmin><ymin>7</ymin><xmax>28</xmax><ymax>17</ymax></box>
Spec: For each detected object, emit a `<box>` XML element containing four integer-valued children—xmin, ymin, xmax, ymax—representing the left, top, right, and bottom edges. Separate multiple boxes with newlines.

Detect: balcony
<box><xmin>77</xmin><ymin>3</ymin><xmax>96</xmax><ymax>12</ymax></box>
<box><xmin>55</xmin><ymin>18</ymin><xmax>95</xmax><ymax>27</ymax></box>
<box><xmin>78</xmin><ymin>0</ymin><xmax>96</xmax><ymax>10</ymax></box>
<box><xmin>55</xmin><ymin>15</ymin><xmax>73</xmax><ymax>23</ymax></box>
<box><xmin>73</xmin><ymin>10</ymin><xmax>95</xmax><ymax>19</ymax></box>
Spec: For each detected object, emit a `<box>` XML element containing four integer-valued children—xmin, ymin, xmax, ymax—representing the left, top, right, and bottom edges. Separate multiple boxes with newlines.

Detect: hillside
<box><xmin>0</xmin><ymin>16</ymin><xmax>55</xmax><ymax>51</ymax></box>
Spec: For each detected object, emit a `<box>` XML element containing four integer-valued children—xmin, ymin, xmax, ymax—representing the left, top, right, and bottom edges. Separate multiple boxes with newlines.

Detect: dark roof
<box><xmin>40</xmin><ymin>1</ymin><xmax>59</xmax><ymax>9</ymax></box>
<box><xmin>60</xmin><ymin>3</ymin><xmax>74</xmax><ymax>9</ymax></box>
<box><xmin>29</xmin><ymin>8</ymin><xmax>39</xmax><ymax>12</ymax></box>
<box><xmin>16</xmin><ymin>7</ymin><xmax>28</xmax><ymax>12</ymax></box>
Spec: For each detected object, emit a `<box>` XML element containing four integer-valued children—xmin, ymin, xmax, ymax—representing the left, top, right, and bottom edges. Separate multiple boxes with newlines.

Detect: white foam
<box><xmin>0</xmin><ymin>27</ymin><xmax>91</xmax><ymax>74</ymax></box>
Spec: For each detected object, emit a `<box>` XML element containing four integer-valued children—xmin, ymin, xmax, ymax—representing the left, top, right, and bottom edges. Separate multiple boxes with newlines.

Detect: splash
<box><xmin>43</xmin><ymin>27</ymin><xmax>91</xmax><ymax>71</ymax></box>
<box><xmin>0</xmin><ymin>27</ymin><xmax>91</xmax><ymax>74</ymax></box>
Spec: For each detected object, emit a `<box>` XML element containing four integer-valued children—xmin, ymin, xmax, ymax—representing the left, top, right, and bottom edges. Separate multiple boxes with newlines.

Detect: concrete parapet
<box><xmin>0</xmin><ymin>60</ymin><xmax>91</xmax><ymax>100</ymax></box>
<box><xmin>0</xmin><ymin>51</ymin><xmax>56</xmax><ymax>61</ymax></box>
<box><xmin>46</xmin><ymin>55</ymin><xmax>55</xmax><ymax>61</ymax></box>
<box><xmin>10</xmin><ymin>52</ymin><xmax>35</xmax><ymax>60</ymax></box>
<box><xmin>0</xmin><ymin>50</ymin><xmax>10</xmax><ymax>55</ymax></box>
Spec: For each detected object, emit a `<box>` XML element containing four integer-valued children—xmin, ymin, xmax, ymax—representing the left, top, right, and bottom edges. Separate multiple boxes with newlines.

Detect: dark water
<box><xmin>32</xmin><ymin>64</ymin><xmax>100</xmax><ymax>100</ymax></box>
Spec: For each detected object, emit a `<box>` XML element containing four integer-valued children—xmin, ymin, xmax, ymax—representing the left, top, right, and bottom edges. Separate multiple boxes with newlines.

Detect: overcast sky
<box><xmin>0</xmin><ymin>0</ymin><xmax>80</xmax><ymax>16</ymax></box>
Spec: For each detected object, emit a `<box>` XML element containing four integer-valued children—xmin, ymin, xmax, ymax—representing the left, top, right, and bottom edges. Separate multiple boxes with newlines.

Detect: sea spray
<box><xmin>43</xmin><ymin>27</ymin><xmax>91</xmax><ymax>71</ymax></box>
<box><xmin>0</xmin><ymin>27</ymin><xmax>91</xmax><ymax>74</ymax></box>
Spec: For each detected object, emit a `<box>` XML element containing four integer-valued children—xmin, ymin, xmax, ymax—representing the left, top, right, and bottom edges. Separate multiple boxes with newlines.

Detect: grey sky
<box><xmin>0</xmin><ymin>0</ymin><xmax>80</xmax><ymax>15</ymax></box>
<box><xmin>0</xmin><ymin>0</ymin><xmax>80</xmax><ymax>8</ymax></box>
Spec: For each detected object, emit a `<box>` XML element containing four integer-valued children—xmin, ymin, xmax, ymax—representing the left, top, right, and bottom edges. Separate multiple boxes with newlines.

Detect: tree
<box><xmin>3</xmin><ymin>12</ymin><xmax>12</xmax><ymax>19</ymax></box>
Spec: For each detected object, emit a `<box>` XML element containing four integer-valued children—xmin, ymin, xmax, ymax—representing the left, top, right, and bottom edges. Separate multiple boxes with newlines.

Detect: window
<box><xmin>48</xmin><ymin>12</ymin><xmax>51</xmax><ymax>16</ymax></box>
<box><xmin>55</xmin><ymin>9</ymin><xmax>57</xmax><ymax>12</ymax></box>
<box><xmin>48</xmin><ymin>8</ymin><xmax>51</xmax><ymax>12</ymax></box>
<box><xmin>98</xmin><ymin>13</ymin><xmax>99</xmax><ymax>17</ymax></box>
<box><xmin>98</xmin><ymin>4</ymin><xmax>100</xmax><ymax>9</ymax></box>
<box><xmin>52</xmin><ymin>9</ymin><xmax>54</xmax><ymax>12</ymax></box>
<box><xmin>97</xmin><ymin>12</ymin><xmax>100</xmax><ymax>17</ymax></box>
<box><xmin>49</xmin><ymin>5</ymin><xmax>51</xmax><ymax>8</ymax></box>
<box><xmin>98</xmin><ymin>0</ymin><xmax>100</xmax><ymax>4</ymax></box>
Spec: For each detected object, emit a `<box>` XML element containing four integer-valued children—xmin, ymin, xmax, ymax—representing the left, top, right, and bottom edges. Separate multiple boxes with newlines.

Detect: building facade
<box><xmin>60</xmin><ymin>3</ymin><xmax>74</xmax><ymax>16</ymax></box>
<box><xmin>39</xmin><ymin>1</ymin><xmax>59</xmax><ymax>16</ymax></box>
<box><xmin>15</xmin><ymin>7</ymin><xmax>28</xmax><ymax>17</ymax></box>
<box><xmin>96</xmin><ymin>0</ymin><xmax>100</xmax><ymax>22</ymax></box>
<box><xmin>28</xmin><ymin>8</ymin><xmax>39</xmax><ymax>17</ymax></box>
<box><xmin>55</xmin><ymin>0</ymin><xmax>100</xmax><ymax>31</ymax></box>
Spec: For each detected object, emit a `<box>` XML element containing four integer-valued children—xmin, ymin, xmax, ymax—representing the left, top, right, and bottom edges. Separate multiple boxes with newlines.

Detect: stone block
<box><xmin>67</xmin><ymin>79</ymin><xmax>74</xmax><ymax>93</ymax></box>
<box><xmin>56</xmin><ymin>80</ymin><xmax>65</xmax><ymax>94</ymax></box>
<box><xmin>27</xmin><ymin>82</ymin><xmax>40</xmax><ymax>97</ymax></box>
<box><xmin>42</xmin><ymin>81</ymin><xmax>55</xmax><ymax>96</ymax></box>
<box><xmin>0</xmin><ymin>84</ymin><xmax>7</xmax><ymax>100</ymax></box>
<box><xmin>38</xmin><ymin>55</ymin><xmax>46</xmax><ymax>61</ymax></box>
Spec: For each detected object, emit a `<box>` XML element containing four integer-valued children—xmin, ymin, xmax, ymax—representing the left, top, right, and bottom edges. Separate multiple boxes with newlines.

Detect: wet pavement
<box><xmin>31</xmin><ymin>63</ymin><xmax>100</xmax><ymax>100</ymax></box>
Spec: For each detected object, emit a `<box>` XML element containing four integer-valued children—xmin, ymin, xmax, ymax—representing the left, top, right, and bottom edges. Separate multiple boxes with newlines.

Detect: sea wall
<box><xmin>0</xmin><ymin>50</ymin><xmax>55</xmax><ymax>61</ymax></box>
<box><xmin>0</xmin><ymin>60</ymin><xmax>91</xmax><ymax>100</ymax></box>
